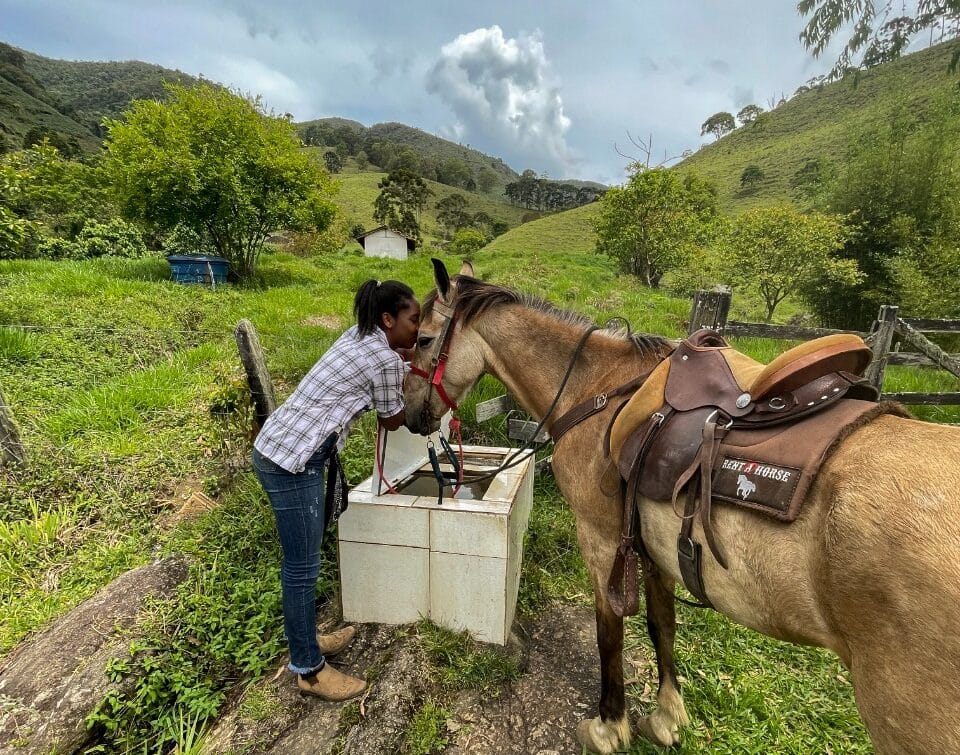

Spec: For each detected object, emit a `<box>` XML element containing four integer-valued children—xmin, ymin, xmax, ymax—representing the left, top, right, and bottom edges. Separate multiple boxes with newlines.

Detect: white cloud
<box><xmin>426</xmin><ymin>25</ymin><xmax>574</xmax><ymax>175</ymax></box>
<box><xmin>208</xmin><ymin>55</ymin><xmax>308</xmax><ymax>117</ymax></box>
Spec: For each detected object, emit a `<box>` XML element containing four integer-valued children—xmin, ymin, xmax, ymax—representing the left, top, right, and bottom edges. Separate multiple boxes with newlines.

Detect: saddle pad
<box><xmin>710</xmin><ymin>400</ymin><xmax>909</xmax><ymax>522</ymax></box>
<box><xmin>608</xmin><ymin>358</ymin><xmax>671</xmax><ymax>465</ymax></box>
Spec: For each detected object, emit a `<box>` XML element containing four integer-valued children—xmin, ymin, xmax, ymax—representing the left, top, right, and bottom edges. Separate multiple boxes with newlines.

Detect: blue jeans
<box><xmin>252</xmin><ymin>436</ymin><xmax>335</xmax><ymax>675</ymax></box>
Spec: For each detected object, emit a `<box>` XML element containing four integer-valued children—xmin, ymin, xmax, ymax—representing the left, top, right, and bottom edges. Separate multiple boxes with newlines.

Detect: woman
<box><xmin>252</xmin><ymin>279</ymin><xmax>420</xmax><ymax>701</ymax></box>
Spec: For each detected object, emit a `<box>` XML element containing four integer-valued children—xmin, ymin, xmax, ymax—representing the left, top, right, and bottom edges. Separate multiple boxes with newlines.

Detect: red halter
<box><xmin>406</xmin><ymin>296</ymin><xmax>464</xmax><ymax>498</ymax></box>
<box><xmin>407</xmin><ymin>298</ymin><xmax>460</xmax><ymax>412</ymax></box>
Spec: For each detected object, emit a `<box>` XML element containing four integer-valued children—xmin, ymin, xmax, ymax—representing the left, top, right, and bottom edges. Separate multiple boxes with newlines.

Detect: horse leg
<box><xmin>575</xmin><ymin>594</ymin><xmax>632</xmax><ymax>753</ymax></box>
<box><xmin>636</xmin><ymin>571</ymin><xmax>689</xmax><ymax>746</ymax></box>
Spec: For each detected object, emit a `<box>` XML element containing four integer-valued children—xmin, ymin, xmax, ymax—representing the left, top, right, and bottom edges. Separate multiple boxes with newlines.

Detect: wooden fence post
<box><xmin>234</xmin><ymin>319</ymin><xmax>277</xmax><ymax>432</ymax></box>
<box><xmin>688</xmin><ymin>290</ymin><xmax>732</xmax><ymax>335</ymax></box>
<box><xmin>0</xmin><ymin>387</ymin><xmax>26</xmax><ymax>467</ymax></box>
<box><xmin>864</xmin><ymin>305</ymin><xmax>898</xmax><ymax>394</ymax></box>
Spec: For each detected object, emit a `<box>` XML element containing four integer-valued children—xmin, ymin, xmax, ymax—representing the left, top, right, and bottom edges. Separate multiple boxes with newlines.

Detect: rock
<box><xmin>0</xmin><ymin>556</ymin><xmax>190</xmax><ymax>755</ymax></box>
<box><xmin>203</xmin><ymin>621</ymin><xmax>432</xmax><ymax>755</ymax></box>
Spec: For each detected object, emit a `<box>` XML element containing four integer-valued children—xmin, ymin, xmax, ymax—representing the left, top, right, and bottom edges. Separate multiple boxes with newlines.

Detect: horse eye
<box><xmin>417</xmin><ymin>336</ymin><xmax>435</xmax><ymax>349</ymax></box>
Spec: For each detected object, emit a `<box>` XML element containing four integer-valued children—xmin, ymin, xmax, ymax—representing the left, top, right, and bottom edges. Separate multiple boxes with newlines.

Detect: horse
<box><xmin>403</xmin><ymin>259</ymin><xmax>960</xmax><ymax>754</ymax></box>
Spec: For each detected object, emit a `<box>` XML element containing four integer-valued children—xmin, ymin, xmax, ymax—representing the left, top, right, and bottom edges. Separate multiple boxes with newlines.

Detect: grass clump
<box><xmin>403</xmin><ymin>700</ymin><xmax>450</xmax><ymax>755</ymax></box>
<box><xmin>416</xmin><ymin>619</ymin><xmax>520</xmax><ymax>694</ymax></box>
<box><xmin>0</xmin><ymin>327</ymin><xmax>40</xmax><ymax>361</ymax></box>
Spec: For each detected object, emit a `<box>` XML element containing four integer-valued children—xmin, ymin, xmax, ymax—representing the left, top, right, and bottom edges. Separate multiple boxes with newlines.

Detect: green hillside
<box><xmin>483</xmin><ymin>201</ymin><xmax>598</xmax><ymax>257</ymax></box>
<box><xmin>330</xmin><ymin>169</ymin><xmax>528</xmax><ymax>242</ymax></box>
<box><xmin>22</xmin><ymin>50</ymin><xmax>199</xmax><ymax>136</ymax></box>
<box><xmin>0</xmin><ymin>41</ymin><xmax>201</xmax><ymax>152</ymax></box>
<box><xmin>678</xmin><ymin>38</ymin><xmax>960</xmax><ymax>212</ymax></box>
<box><xmin>297</xmin><ymin>117</ymin><xmax>520</xmax><ymax>193</ymax></box>
<box><xmin>0</xmin><ymin>71</ymin><xmax>99</xmax><ymax>151</ymax></box>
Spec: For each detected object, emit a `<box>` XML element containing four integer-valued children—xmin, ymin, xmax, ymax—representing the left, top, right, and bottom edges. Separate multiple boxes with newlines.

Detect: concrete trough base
<box><xmin>338</xmin><ymin>446</ymin><xmax>534</xmax><ymax>645</ymax></box>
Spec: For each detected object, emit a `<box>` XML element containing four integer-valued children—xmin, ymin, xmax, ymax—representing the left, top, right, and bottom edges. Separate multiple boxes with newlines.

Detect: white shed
<box><xmin>357</xmin><ymin>226</ymin><xmax>417</xmax><ymax>260</ymax></box>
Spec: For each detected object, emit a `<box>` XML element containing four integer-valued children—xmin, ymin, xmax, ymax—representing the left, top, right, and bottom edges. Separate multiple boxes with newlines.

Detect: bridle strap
<box><xmin>409</xmin><ymin>297</ymin><xmax>460</xmax><ymax>412</ymax></box>
<box><xmin>550</xmin><ymin>370</ymin><xmax>654</xmax><ymax>445</ymax></box>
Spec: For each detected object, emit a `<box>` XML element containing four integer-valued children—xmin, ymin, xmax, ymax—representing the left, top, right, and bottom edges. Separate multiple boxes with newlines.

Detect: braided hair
<box><xmin>353</xmin><ymin>279</ymin><xmax>416</xmax><ymax>336</ymax></box>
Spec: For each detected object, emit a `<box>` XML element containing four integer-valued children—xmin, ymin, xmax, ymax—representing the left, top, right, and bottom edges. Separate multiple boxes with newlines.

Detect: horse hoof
<box><xmin>637</xmin><ymin>712</ymin><xmax>681</xmax><ymax>747</ymax></box>
<box><xmin>575</xmin><ymin>716</ymin><xmax>630</xmax><ymax>754</ymax></box>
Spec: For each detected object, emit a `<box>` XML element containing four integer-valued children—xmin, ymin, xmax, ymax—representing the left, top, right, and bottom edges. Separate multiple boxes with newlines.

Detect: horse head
<box><xmin>404</xmin><ymin>258</ymin><xmax>483</xmax><ymax>435</ymax></box>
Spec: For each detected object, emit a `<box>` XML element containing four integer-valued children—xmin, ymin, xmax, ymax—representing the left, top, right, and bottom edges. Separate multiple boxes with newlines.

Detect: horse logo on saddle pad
<box><xmin>736</xmin><ymin>474</ymin><xmax>756</xmax><ymax>499</ymax></box>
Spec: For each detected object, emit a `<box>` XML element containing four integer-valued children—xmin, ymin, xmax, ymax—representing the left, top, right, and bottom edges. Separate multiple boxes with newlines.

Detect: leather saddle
<box><xmin>606</xmin><ymin>328</ymin><xmax>883</xmax><ymax>613</ymax></box>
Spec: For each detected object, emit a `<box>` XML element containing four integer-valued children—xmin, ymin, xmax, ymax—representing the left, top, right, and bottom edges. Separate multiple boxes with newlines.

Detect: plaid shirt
<box><xmin>254</xmin><ymin>325</ymin><xmax>406</xmax><ymax>473</ymax></box>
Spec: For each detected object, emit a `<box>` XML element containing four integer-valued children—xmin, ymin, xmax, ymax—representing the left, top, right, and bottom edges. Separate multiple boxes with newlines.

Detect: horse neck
<box><xmin>472</xmin><ymin>306</ymin><xmax>660</xmax><ymax>422</ymax></box>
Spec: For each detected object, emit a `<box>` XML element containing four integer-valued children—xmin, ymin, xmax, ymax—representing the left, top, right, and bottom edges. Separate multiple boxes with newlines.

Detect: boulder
<box><xmin>0</xmin><ymin>556</ymin><xmax>189</xmax><ymax>754</ymax></box>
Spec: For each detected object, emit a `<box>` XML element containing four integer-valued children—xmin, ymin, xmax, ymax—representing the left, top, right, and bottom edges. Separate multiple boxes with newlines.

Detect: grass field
<box><xmin>2</xmin><ymin>247</ymin><xmax>955</xmax><ymax>751</ymax></box>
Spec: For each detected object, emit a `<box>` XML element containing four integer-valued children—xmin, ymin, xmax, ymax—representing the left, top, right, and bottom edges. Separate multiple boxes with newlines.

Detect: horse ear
<box><xmin>432</xmin><ymin>258</ymin><xmax>451</xmax><ymax>300</ymax></box>
<box><xmin>459</xmin><ymin>260</ymin><xmax>475</xmax><ymax>278</ymax></box>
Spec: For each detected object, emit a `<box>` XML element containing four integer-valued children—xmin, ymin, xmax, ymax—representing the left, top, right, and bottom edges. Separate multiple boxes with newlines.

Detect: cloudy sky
<box><xmin>1</xmin><ymin>1</ymin><xmax>850</xmax><ymax>184</ymax></box>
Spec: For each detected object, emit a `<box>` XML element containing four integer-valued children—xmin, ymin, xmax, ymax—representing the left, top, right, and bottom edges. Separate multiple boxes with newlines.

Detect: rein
<box><xmin>407</xmin><ymin>298</ymin><xmax>602</xmax><ymax>496</ymax></box>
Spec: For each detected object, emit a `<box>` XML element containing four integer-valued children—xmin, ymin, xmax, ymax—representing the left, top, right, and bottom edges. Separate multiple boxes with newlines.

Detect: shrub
<box><xmin>162</xmin><ymin>224</ymin><xmax>208</xmax><ymax>257</ymax></box>
<box><xmin>447</xmin><ymin>228</ymin><xmax>486</xmax><ymax>257</ymax></box>
<box><xmin>36</xmin><ymin>235</ymin><xmax>80</xmax><ymax>260</ymax></box>
<box><xmin>75</xmin><ymin>219</ymin><xmax>149</xmax><ymax>259</ymax></box>
<box><xmin>0</xmin><ymin>207</ymin><xmax>40</xmax><ymax>260</ymax></box>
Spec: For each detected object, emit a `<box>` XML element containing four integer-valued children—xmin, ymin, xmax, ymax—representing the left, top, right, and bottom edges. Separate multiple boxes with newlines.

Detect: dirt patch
<box><xmin>155</xmin><ymin>477</ymin><xmax>218</xmax><ymax>531</ymax></box>
<box><xmin>444</xmin><ymin>603</ymin><xmax>649</xmax><ymax>755</ymax></box>
<box><xmin>178</xmin><ymin>603</ymin><xmax>652</xmax><ymax>754</ymax></box>
<box><xmin>302</xmin><ymin>315</ymin><xmax>344</xmax><ymax>330</ymax></box>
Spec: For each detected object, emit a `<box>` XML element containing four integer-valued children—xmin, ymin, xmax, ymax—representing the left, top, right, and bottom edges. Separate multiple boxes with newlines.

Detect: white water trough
<box><xmin>338</xmin><ymin>423</ymin><xmax>534</xmax><ymax>645</ymax></box>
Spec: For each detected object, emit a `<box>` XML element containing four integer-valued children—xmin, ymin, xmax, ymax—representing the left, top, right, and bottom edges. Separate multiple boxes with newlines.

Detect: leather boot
<box><xmin>317</xmin><ymin>625</ymin><xmax>356</xmax><ymax>656</ymax></box>
<box><xmin>298</xmin><ymin>664</ymin><xmax>367</xmax><ymax>701</ymax></box>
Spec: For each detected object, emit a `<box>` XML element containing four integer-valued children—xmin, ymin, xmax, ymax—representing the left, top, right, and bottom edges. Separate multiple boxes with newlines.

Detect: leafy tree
<box><xmin>437</xmin><ymin>158</ymin><xmax>472</xmax><ymax>189</ymax></box>
<box><xmin>435</xmin><ymin>193</ymin><xmax>469</xmax><ymax>238</ymax></box>
<box><xmin>790</xmin><ymin>157</ymin><xmax>833</xmax><ymax>200</ymax></box>
<box><xmin>740</xmin><ymin>164</ymin><xmax>765</xmax><ymax>191</ymax></box>
<box><xmin>477</xmin><ymin>167</ymin><xmax>497</xmax><ymax>193</ymax></box>
<box><xmin>387</xmin><ymin>147</ymin><xmax>424</xmax><ymax>175</ymax></box>
<box><xmin>810</xmin><ymin>96</ymin><xmax>960</xmax><ymax>325</ymax></box>
<box><xmin>355</xmin><ymin>150</ymin><xmax>369</xmax><ymax>170</ymax></box>
<box><xmin>104</xmin><ymin>84</ymin><xmax>337</xmax><ymax>278</ymax></box>
<box><xmin>447</xmin><ymin>227</ymin><xmax>486</xmax><ymax>257</ymax></box>
<box><xmin>736</xmin><ymin>104</ymin><xmax>764</xmax><ymax>126</ymax></box>
<box><xmin>719</xmin><ymin>205</ymin><xmax>860</xmax><ymax>321</ymax></box>
<box><xmin>798</xmin><ymin>0</ymin><xmax>960</xmax><ymax>80</ymax></box>
<box><xmin>593</xmin><ymin>166</ymin><xmax>718</xmax><ymax>287</ymax></box>
<box><xmin>349</xmin><ymin>222</ymin><xmax>366</xmax><ymax>240</ymax></box>
<box><xmin>323</xmin><ymin>150</ymin><xmax>343</xmax><ymax>174</ymax></box>
<box><xmin>373</xmin><ymin>170</ymin><xmax>432</xmax><ymax>242</ymax></box>
<box><xmin>1</xmin><ymin>141</ymin><xmax>115</xmax><ymax>239</ymax></box>
<box><xmin>700</xmin><ymin>112</ymin><xmax>736</xmax><ymax>140</ymax></box>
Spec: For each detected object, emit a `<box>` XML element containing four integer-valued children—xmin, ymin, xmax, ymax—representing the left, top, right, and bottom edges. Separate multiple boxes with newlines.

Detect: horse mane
<box><xmin>424</xmin><ymin>275</ymin><xmax>673</xmax><ymax>358</ymax></box>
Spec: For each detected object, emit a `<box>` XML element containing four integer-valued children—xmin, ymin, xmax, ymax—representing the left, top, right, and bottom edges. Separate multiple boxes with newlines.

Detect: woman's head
<box><xmin>354</xmin><ymin>279</ymin><xmax>420</xmax><ymax>350</ymax></box>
